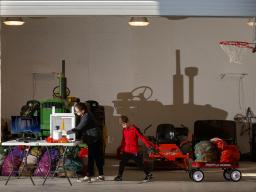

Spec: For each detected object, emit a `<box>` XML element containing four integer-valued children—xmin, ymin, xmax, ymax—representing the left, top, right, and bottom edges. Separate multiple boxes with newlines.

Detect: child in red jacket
<box><xmin>114</xmin><ymin>115</ymin><xmax>154</xmax><ymax>182</ymax></box>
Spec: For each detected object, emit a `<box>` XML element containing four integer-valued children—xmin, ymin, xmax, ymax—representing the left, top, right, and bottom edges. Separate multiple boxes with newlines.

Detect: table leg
<box><xmin>71</xmin><ymin>147</ymin><xmax>80</xmax><ymax>180</ymax></box>
<box><xmin>35</xmin><ymin>147</ymin><xmax>44</xmax><ymax>179</ymax></box>
<box><xmin>42</xmin><ymin>145</ymin><xmax>75</xmax><ymax>186</ymax></box>
<box><xmin>25</xmin><ymin>146</ymin><xmax>35</xmax><ymax>185</ymax></box>
<box><xmin>42</xmin><ymin>146</ymin><xmax>52</xmax><ymax>185</ymax></box>
<box><xmin>62</xmin><ymin>146</ymin><xmax>72</xmax><ymax>186</ymax></box>
<box><xmin>51</xmin><ymin>146</ymin><xmax>72</xmax><ymax>185</ymax></box>
<box><xmin>51</xmin><ymin>147</ymin><xmax>61</xmax><ymax>178</ymax></box>
<box><xmin>18</xmin><ymin>146</ymin><xmax>29</xmax><ymax>178</ymax></box>
<box><xmin>5</xmin><ymin>146</ymin><xmax>14</xmax><ymax>185</ymax></box>
<box><xmin>5</xmin><ymin>146</ymin><xmax>35</xmax><ymax>185</ymax></box>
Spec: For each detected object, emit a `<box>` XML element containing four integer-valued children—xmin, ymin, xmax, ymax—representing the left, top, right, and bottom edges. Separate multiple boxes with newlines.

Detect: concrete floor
<box><xmin>1</xmin><ymin>159</ymin><xmax>256</xmax><ymax>192</ymax></box>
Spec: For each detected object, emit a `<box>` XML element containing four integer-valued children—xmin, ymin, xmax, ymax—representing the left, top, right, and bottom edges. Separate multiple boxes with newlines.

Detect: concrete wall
<box><xmin>1</xmin><ymin>16</ymin><xmax>256</xmax><ymax>154</ymax></box>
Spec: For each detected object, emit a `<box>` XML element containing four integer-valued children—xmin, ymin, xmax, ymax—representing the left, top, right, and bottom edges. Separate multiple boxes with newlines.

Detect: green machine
<box><xmin>40</xmin><ymin>98</ymin><xmax>66</xmax><ymax>137</ymax></box>
<box><xmin>40</xmin><ymin>60</ymin><xmax>71</xmax><ymax>137</ymax></box>
<box><xmin>52</xmin><ymin>60</ymin><xmax>70</xmax><ymax>100</ymax></box>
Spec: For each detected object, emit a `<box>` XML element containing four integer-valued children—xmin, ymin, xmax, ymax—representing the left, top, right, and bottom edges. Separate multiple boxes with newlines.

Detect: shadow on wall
<box><xmin>104</xmin><ymin>50</ymin><xmax>228</xmax><ymax>152</ymax></box>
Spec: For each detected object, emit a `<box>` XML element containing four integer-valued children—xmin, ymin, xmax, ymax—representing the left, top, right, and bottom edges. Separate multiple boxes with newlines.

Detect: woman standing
<box><xmin>67</xmin><ymin>102</ymin><xmax>104</xmax><ymax>183</ymax></box>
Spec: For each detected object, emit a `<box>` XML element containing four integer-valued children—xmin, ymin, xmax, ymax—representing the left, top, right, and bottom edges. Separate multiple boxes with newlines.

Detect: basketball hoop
<box><xmin>219</xmin><ymin>41</ymin><xmax>255</xmax><ymax>64</ymax></box>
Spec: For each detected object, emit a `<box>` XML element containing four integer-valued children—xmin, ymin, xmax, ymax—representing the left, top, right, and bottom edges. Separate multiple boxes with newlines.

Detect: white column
<box><xmin>0</xmin><ymin>17</ymin><xmax>2</xmax><ymax>143</ymax></box>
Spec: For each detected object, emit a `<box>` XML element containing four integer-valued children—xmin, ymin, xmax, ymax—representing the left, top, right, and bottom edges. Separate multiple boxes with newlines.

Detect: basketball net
<box><xmin>219</xmin><ymin>41</ymin><xmax>253</xmax><ymax>64</ymax></box>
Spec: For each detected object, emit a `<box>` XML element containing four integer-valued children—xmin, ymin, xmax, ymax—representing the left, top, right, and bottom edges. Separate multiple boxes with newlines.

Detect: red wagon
<box><xmin>148</xmin><ymin>146</ymin><xmax>241</xmax><ymax>182</ymax></box>
<box><xmin>188</xmin><ymin>161</ymin><xmax>241</xmax><ymax>182</ymax></box>
<box><xmin>145</xmin><ymin>122</ymin><xmax>241</xmax><ymax>182</ymax></box>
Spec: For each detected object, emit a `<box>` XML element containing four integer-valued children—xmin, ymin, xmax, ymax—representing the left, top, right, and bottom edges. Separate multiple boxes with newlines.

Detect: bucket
<box><xmin>53</xmin><ymin>130</ymin><xmax>62</xmax><ymax>140</ymax></box>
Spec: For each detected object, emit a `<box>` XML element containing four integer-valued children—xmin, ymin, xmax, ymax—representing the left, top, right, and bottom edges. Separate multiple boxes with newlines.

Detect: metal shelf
<box><xmin>220</xmin><ymin>73</ymin><xmax>248</xmax><ymax>79</ymax></box>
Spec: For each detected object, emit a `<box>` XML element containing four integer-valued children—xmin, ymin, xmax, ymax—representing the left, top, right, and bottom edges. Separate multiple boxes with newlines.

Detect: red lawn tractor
<box><xmin>144</xmin><ymin>124</ymin><xmax>191</xmax><ymax>170</ymax></box>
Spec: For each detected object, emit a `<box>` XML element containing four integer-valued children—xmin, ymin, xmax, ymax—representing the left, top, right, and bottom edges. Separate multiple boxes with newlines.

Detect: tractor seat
<box><xmin>156</xmin><ymin>124</ymin><xmax>177</xmax><ymax>144</ymax></box>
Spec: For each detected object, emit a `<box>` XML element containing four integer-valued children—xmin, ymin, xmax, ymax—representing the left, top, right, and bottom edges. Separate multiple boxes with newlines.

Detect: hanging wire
<box><xmin>238</xmin><ymin>76</ymin><xmax>245</xmax><ymax>113</ymax></box>
<box><xmin>252</xmin><ymin>17</ymin><xmax>256</xmax><ymax>44</ymax></box>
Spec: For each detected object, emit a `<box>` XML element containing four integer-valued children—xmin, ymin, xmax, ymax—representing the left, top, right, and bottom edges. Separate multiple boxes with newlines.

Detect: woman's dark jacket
<box><xmin>71</xmin><ymin>112</ymin><xmax>102</xmax><ymax>144</ymax></box>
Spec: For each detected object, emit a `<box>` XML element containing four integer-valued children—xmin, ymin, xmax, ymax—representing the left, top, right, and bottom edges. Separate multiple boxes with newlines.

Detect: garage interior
<box><xmin>1</xmin><ymin>0</ymin><xmax>256</xmax><ymax>191</ymax></box>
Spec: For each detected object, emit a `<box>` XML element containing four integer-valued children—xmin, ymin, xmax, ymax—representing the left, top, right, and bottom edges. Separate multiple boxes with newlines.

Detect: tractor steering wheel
<box><xmin>52</xmin><ymin>86</ymin><xmax>71</xmax><ymax>98</ymax></box>
<box><xmin>130</xmin><ymin>86</ymin><xmax>153</xmax><ymax>101</ymax></box>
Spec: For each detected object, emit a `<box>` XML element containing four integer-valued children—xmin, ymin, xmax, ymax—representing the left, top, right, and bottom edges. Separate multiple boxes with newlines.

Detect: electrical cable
<box><xmin>32</xmin><ymin>73</ymin><xmax>36</xmax><ymax>100</ymax></box>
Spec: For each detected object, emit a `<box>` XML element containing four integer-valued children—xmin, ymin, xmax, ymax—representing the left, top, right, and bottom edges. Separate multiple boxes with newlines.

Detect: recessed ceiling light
<box><xmin>128</xmin><ymin>17</ymin><xmax>149</xmax><ymax>27</ymax></box>
<box><xmin>3</xmin><ymin>17</ymin><xmax>25</xmax><ymax>26</ymax></box>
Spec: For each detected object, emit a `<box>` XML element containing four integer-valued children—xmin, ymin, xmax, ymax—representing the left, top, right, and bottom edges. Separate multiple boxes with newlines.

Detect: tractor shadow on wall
<box><xmin>104</xmin><ymin>50</ymin><xmax>227</xmax><ymax>150</ymax></box>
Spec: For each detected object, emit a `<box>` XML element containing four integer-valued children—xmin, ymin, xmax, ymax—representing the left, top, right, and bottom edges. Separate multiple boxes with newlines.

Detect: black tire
<box><xmin>223</xmin><ymin>169</ymin><xmax>231</xmax><ymax>181</ymax></box>
<box><xmin>189</xmin><ymin>170</ymin><xmax>194</xmax><ymax>180</ymax></box>
<box><xmin>230</xmin><ymin>169</ymin><xmax>241</xmax><ymax>182</ymax></box>
<box><xmin>192</xmin><ymin>170</ymin><xmax>204</xmax><ymax>182</ymax></box>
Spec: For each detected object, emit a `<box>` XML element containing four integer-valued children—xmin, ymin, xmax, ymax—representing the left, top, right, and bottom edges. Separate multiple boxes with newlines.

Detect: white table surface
<box><xmin>1</xmin><ymin>140</ymin><xmax>40</xmax><ymax>146</ymax></box>
<box><xmin>37</xmin><ymin>140</ymin><xmax>81</xmax><ymax>146</ymax></box>
<box><xmin>1</xmin><ymin>140</ymin><xmax>81</xmax><ymax>147</ymax></box>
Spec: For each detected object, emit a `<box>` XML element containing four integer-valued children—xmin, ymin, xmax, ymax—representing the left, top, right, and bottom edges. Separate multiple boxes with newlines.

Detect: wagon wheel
<box><xmin>223</xmin><ymin>169</ymin><xmax>231</xmax><ymax>181</ymax></box>
<box><xmin>230</xmin><ymin>169</ymin><xmax>241</xmax><ymax>182</ymax></box>
<box><xmin>192</xmin><ymin>169</ymin><xmax>204</xmax><ymax>182</ymax></box>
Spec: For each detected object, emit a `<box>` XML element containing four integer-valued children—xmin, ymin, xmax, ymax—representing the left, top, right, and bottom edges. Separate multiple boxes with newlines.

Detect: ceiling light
<box><xmin>247</xmin><ymin>17</ymin><xmax>256</xmax><ymax>27</ymax></box>
<box><xmin>3</xmin><ymin>17</ymin><xmax>25</xmax><ymax>26</ymax></box>
<box><xmin>128</xmin><ymin>17</ymin><xmax>149</xmax><ymax>27</ymax></box>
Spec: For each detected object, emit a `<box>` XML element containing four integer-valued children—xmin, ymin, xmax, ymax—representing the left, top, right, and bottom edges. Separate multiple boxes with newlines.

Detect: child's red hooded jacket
<box><xmin>120</xmin><ymin>125</ymin><xmax>152</xmax><ymax>154</ymax></box>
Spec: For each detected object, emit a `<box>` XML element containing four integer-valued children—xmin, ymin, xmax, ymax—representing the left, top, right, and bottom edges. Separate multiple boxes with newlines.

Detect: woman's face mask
<box><xmin>75</xmin><ymin>108</ymin><xmax>84</xmax><ymax>117</ymax></box>
<box><xmin>121</xmin><ymin>122</ymin><xmax>128</xmax><ymax>128</ymax></box>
